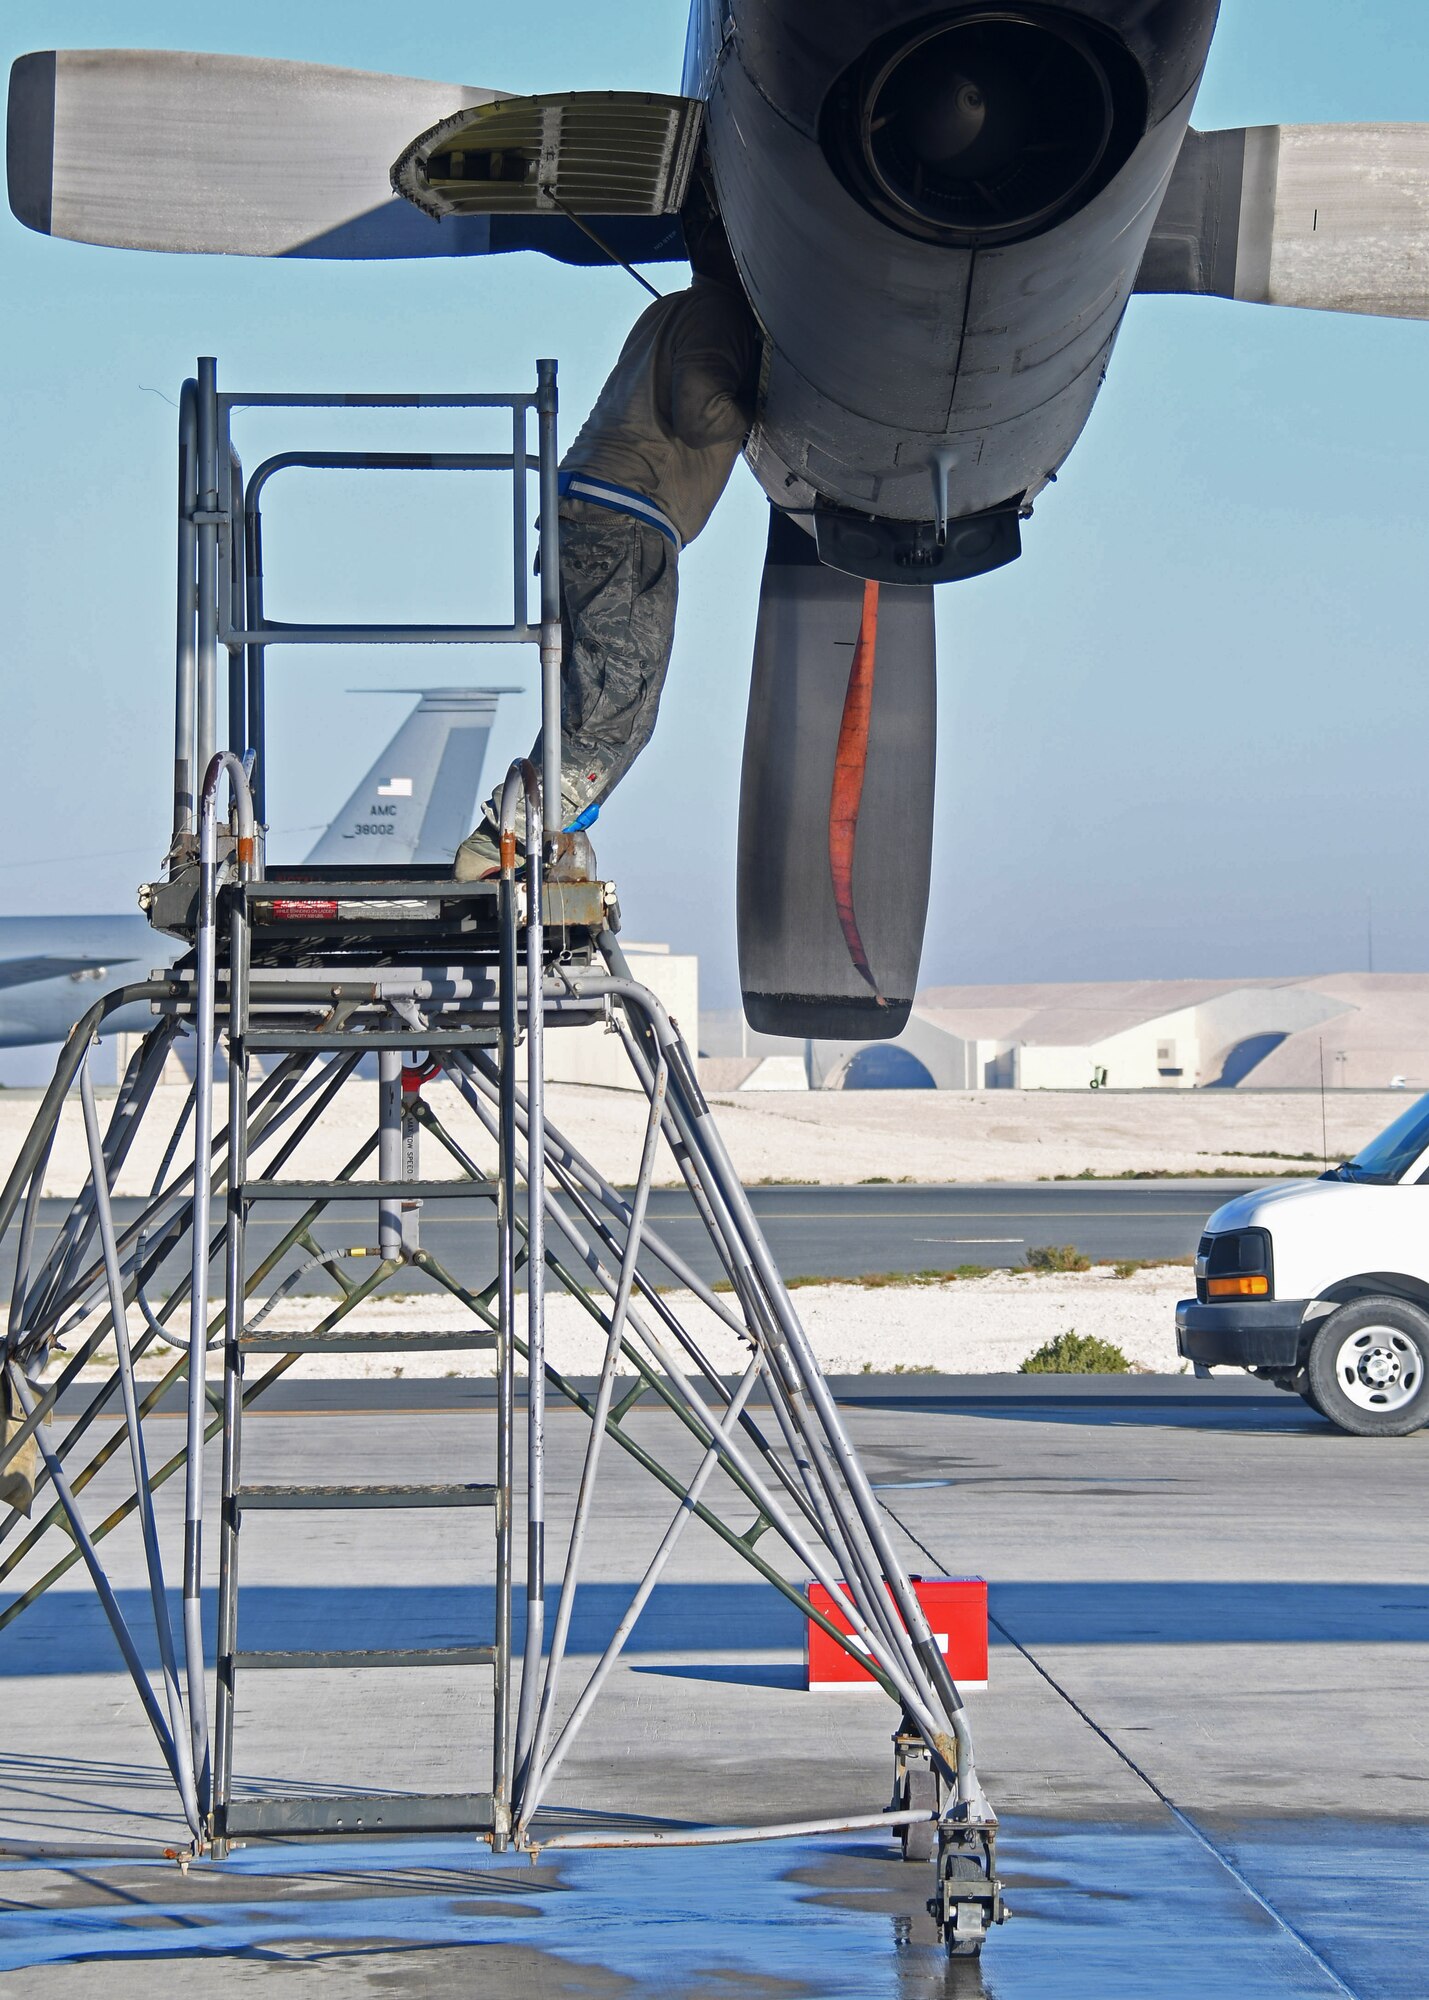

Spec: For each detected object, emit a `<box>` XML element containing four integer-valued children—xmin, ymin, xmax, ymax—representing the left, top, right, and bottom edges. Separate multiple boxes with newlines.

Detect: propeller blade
<box><xmin>5</xmin><ymin>49</ymin><xmax>687</xmax><ymax>263</ymax></box>
<box><xmin>737</xmin><ymin>510</ymin><xmax>936</xmax><ymax>1042</ymax></box>
<box><xmin>1140</xmin><ymin>123</ymin><xmax>1429</xmax><ymax>320</ymax></box>
<box><xmin>7</xmin><ymin>48</ymin><xmax>498</xmax><ymax>257</ymax></box>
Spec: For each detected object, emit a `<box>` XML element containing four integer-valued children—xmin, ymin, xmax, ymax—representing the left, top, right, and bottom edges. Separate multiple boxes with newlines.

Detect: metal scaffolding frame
<box><xmin>0</xmin><ymin>358</ymin><xmax>1003</xmax><ymax>1958</ymax></box>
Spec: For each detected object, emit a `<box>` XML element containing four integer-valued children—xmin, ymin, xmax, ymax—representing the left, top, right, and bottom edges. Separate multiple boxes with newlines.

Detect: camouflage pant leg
<box><xmin>1</xmin><ymin>1370</ymin><xmax>41</xmax><ymax>1516</ymax></box>
<box><xmin>475</xmin><ymin>511</ymin><xmax>677</xmax><ymax>847</ymax></box>
<box><xmin>543</xmin><ymin>513</ymin><xmax>679</xmax><ymax>827</ymax></box>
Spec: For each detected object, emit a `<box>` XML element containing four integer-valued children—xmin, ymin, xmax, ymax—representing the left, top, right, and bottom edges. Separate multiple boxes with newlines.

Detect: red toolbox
<box><xmin>805</xmin><ymin>1577</ymin><xmax>987</xmax><ymax>1691</ymax></box>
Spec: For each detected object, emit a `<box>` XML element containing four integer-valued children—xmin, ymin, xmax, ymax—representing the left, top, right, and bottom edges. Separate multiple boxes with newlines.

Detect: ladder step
<box><xmin>245</xmin><ymin>877</ymin><xmax>497</xmax><ymax>899</ymax></box>
<box><xmin>234</xmin><ymin>1645</ymin><xmax>496</xmax><ymax>1671</ymax></box>
<box><xmin>239</xmin><ymin>1327</ymin><xmax>495</xmax><ymax>1353</ymax></box>
<box><xmin>244</xmin><ymin>1029</ymin><xmax>499</xmax><ymax>1051</ymax></box>
<box><xmin>222</xmin><ymin>1790</ymin><xmax>495</xmax><ymax>1837</ymax></box>
<box><xmin>238</xmin><ymin>1482</ymin><xmax>497</xmax><ymax>1510</ymax></box>
<box><xmin>236</xmin><ymin>1181</ymin><xmax>489</xmax><ymax>1202</ymax></box>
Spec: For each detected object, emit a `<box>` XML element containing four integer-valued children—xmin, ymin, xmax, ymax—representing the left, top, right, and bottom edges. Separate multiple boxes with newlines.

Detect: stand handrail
<box><xmin>184</xmin><ymin>749</ymin><xmax>257</xmax><ymax>1817</ymax></box>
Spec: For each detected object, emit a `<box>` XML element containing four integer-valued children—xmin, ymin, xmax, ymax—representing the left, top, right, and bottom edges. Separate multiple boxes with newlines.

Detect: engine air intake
<box><xmin>823</xmin><ymin>7</ymin><xmax>1146</xmax><ymax>247</ymax></box>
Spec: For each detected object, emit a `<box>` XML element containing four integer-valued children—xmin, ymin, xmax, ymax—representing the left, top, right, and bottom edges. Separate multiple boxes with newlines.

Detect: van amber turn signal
<box><xmin>1206</xmin><ymin>1275</ymin><xmax>1269</xmax><ymax>1299</ymax></box>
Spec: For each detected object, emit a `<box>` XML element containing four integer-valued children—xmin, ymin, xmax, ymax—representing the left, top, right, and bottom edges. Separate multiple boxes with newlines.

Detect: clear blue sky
<box><xmin>2</xmin><ymin>0</ymin><xmax>1428</xmax><ymax>1010</ymax></box>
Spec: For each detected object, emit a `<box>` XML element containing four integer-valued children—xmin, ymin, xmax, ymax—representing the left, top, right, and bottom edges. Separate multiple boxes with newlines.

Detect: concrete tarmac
<box><xmin>7</xmin><ymin>1181</ymin><xmax>1268</xmax><ymax>1302</ymax></box>
<box><xmin>0</xmin><ymin>1376</ymin><xmax>1424</xmax><ymax>1993</ymax></box>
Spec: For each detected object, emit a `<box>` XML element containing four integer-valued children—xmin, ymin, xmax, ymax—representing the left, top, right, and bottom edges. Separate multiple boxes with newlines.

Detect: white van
<box><xmin>1176</xmin><ymin>1093</ymin><xmax>1429</xmax><ymax>1436</ymax></box>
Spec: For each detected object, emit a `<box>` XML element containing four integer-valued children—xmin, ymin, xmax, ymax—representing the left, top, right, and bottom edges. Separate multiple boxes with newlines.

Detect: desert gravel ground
<box><xmin>0</xmin><ymin>1079</ymin><xmax>1400</xmax><ymax>1197</ymax></box>
<box><xmin>64</xmin><ymin>1262</ymin><xmax>1189</xmax><ymax>1381</ymax></box>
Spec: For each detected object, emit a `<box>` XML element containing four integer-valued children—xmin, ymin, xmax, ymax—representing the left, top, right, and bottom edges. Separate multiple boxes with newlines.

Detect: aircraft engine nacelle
<box><xmin>702</xmin><ymin>1</ymin><xmax>1222</xmax><ymax>567</ymax></box>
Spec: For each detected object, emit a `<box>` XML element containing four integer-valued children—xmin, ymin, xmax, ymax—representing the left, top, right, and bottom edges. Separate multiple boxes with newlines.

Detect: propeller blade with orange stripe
<box><xmin>737</xmin><ymin>508</ymin><xmax>936</xmax><ymax>1042</ymax></box>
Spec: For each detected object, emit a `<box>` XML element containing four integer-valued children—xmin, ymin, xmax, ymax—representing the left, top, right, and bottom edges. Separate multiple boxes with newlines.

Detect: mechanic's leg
<box><xmin>553</xmin><ymin>514</ymin><xmax>678</xmax><ymax>825</ymax></box>
<box><xmin>455</xmin><ymin>512</ymin><xmax>677</xmax><ymax>876</ymax></box>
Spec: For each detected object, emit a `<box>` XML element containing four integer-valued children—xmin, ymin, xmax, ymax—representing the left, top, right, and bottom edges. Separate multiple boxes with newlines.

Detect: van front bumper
<box><xmin>1175</xmin><ymin>1298</ymin><xmax>1309</xmax><ymax>1371</ymax></box>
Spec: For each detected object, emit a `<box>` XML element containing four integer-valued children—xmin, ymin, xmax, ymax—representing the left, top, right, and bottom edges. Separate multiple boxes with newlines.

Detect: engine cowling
<box><xmin>705</xmin><ymin>0</ymin><xmax>1221</xmax><ymax>537</ymax></box>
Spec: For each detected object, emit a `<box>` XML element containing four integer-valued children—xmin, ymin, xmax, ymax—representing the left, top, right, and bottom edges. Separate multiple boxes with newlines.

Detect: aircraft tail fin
<box><xmin>304</xmin><ymin>687</ymin><xmax>518</xmax><ymax>868</ymax></box>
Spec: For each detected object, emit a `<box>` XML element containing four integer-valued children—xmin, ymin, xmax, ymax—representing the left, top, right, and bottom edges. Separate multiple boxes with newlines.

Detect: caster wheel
<box><xmin>942</xmin><ymin>1854</ymin><xmax>989</xmax><ymax>1959</ymax></box>
<box><xmin>899</xmin><ymin>1766</ymin><xmax>937</xmax><ymax>1863</ymax></box>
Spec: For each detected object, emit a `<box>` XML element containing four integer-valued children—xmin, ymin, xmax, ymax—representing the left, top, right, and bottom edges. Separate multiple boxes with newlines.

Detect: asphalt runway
<box><xmin>1</xmin><ymin>1377</ymin><xmax>1422</xmax><ymax>1994</ymax></box>
<box><xmin>10</xmin><ymin>1180</ymin><xmax>1265</xmax><ymax>1299</ymax></box>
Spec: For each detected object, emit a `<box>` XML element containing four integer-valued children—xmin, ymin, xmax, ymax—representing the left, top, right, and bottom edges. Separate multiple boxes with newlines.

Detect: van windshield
<box><xmin>1341</xmin><ymin>1092</ymin><xmax>1429</xmax><ymax>1184</ymax></box>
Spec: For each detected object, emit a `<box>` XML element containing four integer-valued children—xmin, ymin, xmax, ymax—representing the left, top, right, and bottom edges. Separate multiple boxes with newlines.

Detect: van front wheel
<box><xmin>1305</xmin><ymin>1297</ymin><xmax>1429</xmax><ymax>1437</ymax></box>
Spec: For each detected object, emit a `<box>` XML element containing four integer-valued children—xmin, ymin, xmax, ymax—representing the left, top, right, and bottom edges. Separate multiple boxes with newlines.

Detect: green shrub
<box><xmin>1024</xmin><ymin>1244</ymin><xmax>1091</xmax><ymax>1274</ymax></box>
<box><xmin>1019</xmin><ymin>1330</ymin><xmax>1130</xmax><ymax>1375</ymax></box>
<box><xmin>1112</xmin><ymin>1260</ymin><xmax>1141</xmax><ymax>1280</ymax></box>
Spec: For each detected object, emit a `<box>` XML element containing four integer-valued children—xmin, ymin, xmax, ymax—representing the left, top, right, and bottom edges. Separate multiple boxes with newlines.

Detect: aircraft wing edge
<box><xmin>0</xmin><ymin>955</ymin><xmax>141</xmax><ymax>993</ymax></box>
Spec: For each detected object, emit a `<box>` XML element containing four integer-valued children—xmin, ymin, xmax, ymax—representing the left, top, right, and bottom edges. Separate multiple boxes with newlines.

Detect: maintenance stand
<box><xmin>0</xmin><ymin>359</ymin><xmax>1003</xmax><ymax>1960</ymax></box>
